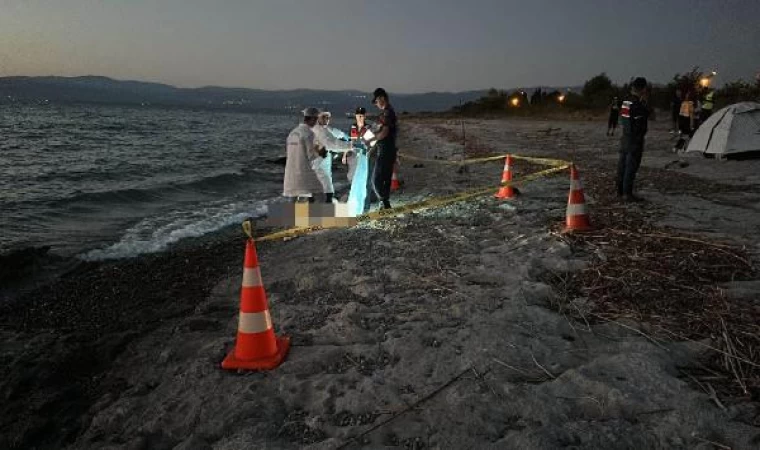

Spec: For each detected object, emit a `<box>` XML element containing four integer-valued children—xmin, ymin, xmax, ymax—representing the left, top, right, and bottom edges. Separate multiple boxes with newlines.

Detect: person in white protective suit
<box><xmin>313</xmin><ymin>111</ymin><xmax>352</xmax><ymax>203</ymax></box>
<box><xmin>283</xmin><ymin>107</ymin><xmax>323</xmax><ymax>201</ymax></box>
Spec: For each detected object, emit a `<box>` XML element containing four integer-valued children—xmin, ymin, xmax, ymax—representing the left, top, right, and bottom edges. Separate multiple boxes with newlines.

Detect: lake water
<box><xmin>0</xmin><ymin>104</ymin><xmax>351</xmax><ymax>259</ymax></box>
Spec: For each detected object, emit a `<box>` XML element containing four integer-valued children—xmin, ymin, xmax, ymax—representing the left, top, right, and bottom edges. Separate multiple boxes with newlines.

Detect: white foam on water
<box><xmin>81</xmin><ymin>200</ymin><xmax>270</xmax><ymax>261</ymax></box>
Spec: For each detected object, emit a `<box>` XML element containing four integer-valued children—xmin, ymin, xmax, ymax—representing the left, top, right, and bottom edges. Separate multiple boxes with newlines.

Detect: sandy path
<box><xmin>27</xmin><ymin>118</ymin><xmax>758</xmax><ymax>449</ymax></box>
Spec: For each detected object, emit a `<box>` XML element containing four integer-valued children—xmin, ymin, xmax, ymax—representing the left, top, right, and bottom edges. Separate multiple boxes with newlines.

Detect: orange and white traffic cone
<box><xmin>563</xmin><ymin>164</ymin><xmax>592</xmax><ymax>232</ymax></box>
<box><xmin>494</xmin><ymin>154</ymin><xmax>516</xmax><ymax>199</ymax></box>
<box><xmin>222</xmin><ymin>238</ymin><xmax>290</xmax><ymax>371</ymax></box>
<box><xmin>390</xmin><ymin>159</ymin><xmax>401</xmax><ymax>191</ymax></box>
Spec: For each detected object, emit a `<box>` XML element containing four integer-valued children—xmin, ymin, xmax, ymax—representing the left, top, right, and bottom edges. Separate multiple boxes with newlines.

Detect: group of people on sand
<box><xmin>671</xmin><ymin>85</ymin><xmax>715</xmax><ymax>153</ymax></box>
<box><xmin>282</xmin><ymin>88</ymin><xmax>398</xmax><ymax>214</ymax></box>
<box><xmin>613</xmin><ymin>76</ymin><xmax>717</xmax><ymax>203</ymax></box>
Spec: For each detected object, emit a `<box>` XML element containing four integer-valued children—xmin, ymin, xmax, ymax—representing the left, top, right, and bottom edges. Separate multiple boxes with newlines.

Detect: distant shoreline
<box><xmin>0</xmin><ymin>75</ymin><xmax>581</xmax><ymax>114</ymax></box>
<box><xmin>0</xmin><ymin>99</ymin><xmax>298</xmax><ymax>116</ymax></box>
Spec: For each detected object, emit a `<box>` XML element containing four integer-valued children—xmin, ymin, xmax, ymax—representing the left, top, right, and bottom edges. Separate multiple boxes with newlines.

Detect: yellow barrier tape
<box><xmin>511</xmin><ymin>154</ymin><xmax>569</xmax><ymax>167</ymax></box>
<box><xmin>242</xmin><ymin>218</ymin><xmax>254</xmax><ymax>239</ymax></box>
<box><xmin>254</xmin><ymin>163</ymin><xmax>570</xmax><ymax>242</ymax></box>
<box><xmin>362</xmin><ymin>164</ymin><xmax>569</xmax><ymax>222</ymax></box>
<box><xmin>399</xmin><ymin>152</ymin><xmax>504</xmax><ymax>166</ymax></box>
<box><xmin>398</xmin><ymin>152</ymin><xmax>567</xmax><ymax>168</ymax></box>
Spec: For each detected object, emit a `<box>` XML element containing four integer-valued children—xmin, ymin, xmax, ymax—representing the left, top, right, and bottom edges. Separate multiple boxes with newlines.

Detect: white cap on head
<box><xmin>302</xmin><ymin>107</ymin><xmax>321</xmax><ymax>118</ymax></box>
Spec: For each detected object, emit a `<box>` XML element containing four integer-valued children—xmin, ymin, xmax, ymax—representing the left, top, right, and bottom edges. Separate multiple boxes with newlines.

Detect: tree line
<box><xmin>453</xmin><ymin>69</ymin><xmax>760</xmax><ymax>115</ymax></box>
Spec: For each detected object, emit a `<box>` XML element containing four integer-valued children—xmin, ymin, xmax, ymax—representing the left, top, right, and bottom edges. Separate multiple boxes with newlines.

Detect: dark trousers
<box><xmin>363</xmin><ymin>158</ymin><xmax>376</xmax><ymax>213</ymax></box>
<box><xmin>675</xmin><ymin>116</ymin><xmax>693</xmax><ymax>150</ymax></box>
<box><xmin>616</xmin><ymin>146</ymin><xmax>643</xmax><ymax>196</ymax></box>
<box><xmin>607</xmin><ymin>114</ymin><xmax>618</xmax><ymax>130</ymax></box>
<box><xmin>372</xmin><ymin>146</ymin><xmax>397</xmax><ymax>204</ymax></box>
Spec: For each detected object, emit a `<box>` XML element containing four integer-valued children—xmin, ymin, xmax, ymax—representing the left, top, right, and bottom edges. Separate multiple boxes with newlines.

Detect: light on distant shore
<box><xmin>510</xmin><ymin>98</ymin><xmax>520</xmax><ymax>107</ymax></box>
<box><xmin>700</xmin><ymin>71</ymin><xmax>718</xmax><ymax>88</ymax></box>
<box><xmin>558</xmin><ymin>95</ymin><xmax>566</xmax><ymax>103</ymax></box>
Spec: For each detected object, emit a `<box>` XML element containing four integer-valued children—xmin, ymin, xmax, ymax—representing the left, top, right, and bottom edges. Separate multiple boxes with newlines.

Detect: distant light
<box><xmin>699</xmin><ymin>77</ymin><xmax>710</xmax><ymax>87</ymax></box>
<box><xmin>511</xmin><ymin>98</ymin><xmax>520</xmax><ymax>106</ymax></box>
<box><xmin>558</xmin><ymin>95</ymin><xmax>566</xmax><ymax>102</ymax></box>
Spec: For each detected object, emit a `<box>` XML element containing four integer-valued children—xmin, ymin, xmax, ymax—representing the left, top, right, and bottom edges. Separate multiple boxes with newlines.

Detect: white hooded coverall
<box><xmin>312</xmin><ymin>125</ymin><xmax>352</xmax><ymax>194</ymax></box>
<box><xmin>283</xmin><ymin>123</ymin><xmax>323</xmax><ymax>197</ymax></box>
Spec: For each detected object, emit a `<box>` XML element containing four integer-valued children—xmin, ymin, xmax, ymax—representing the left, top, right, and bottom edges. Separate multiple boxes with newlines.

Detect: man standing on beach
<box><xmin>701</xmin><ymin>87</ymin><xmax>715</xmax><ymax>123</ymax></box>
<box><xmin>670</xmin><ymin>88</ymin><xmax>682</xmax><ymax>134</ymax></box>
<box><xmin>367</xmin><ymin>88</ymin><xmax>398</xmax><ymax>210</ymax></box>
<box><xmin>283</xmin><ymin>107</ymin><xmax>324</xmax><ymax>202</ymax></box>
<box><xmin>616</xmin><ymin>77</ymin><xmax>650</xmax><ymax>203</ymax></box>
<box><xmin>606</xmin><ymin>96</ymin><xmax>621</xmax><ymax>136</ymax></box>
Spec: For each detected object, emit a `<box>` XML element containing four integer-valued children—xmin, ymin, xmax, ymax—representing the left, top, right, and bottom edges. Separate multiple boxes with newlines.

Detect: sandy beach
<box><xmin>3</xmin><ymin>114</ymin><xmax>760</xmax><ymax>449</ymax></box>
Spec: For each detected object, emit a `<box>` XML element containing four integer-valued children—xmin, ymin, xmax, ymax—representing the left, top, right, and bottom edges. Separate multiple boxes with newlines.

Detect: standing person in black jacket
<box><xmin>606</xmin><ymin>96</ymin><xmax>621</xmax><ymax>136</ymax></box>
<box><xmin>670</xmin><ymin>88</ymin><xmax>682</xmax><ymax>134</ymax></box>
<box><xmin>616</xmin><ymin>77</ymin><xmax>650</xmax><ymax>202</ymax></box>
<box><xmin>366</xmin><ymin>88</ymin><xmax>398</xmax><ymax>210</ymax></box>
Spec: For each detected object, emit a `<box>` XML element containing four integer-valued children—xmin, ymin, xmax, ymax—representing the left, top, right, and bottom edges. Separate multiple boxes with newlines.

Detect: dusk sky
<box><xmin>1</xmin><ymin>0</ymin><xmax>758</xmax><ymax>93</ymax></box>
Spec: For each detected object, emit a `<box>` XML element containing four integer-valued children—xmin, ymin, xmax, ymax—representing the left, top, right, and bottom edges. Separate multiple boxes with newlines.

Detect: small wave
<box><xmin>178</xmin><ymin>168</ymin><xmax>282</xmax><ymax>193</ymax></box>
<box><xmin>52</xmin><ymin>185</ymin><xmax>175</xmax><ymax>206</ymax></box>
<box><xmin>100</xmin><ymin>124</ymin><xmax>127</xmax><ymax>131</ymax></box>
<box><xmin>81</xmin><ymin>200</ymin><xmax>270</xmax><ymax>261</ymax></box>
<box><xmin>46</xmin><ymin>168</ymin><xmax>281</xmax><ymax>207</ymax></box>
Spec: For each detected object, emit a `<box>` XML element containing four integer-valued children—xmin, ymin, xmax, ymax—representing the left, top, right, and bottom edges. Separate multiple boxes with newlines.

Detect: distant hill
<box><xmin>0</xmin><ymin>76</ymin><xmax>583</xmax><ymax>113</ymax></box>
<box><xmin>0</xmin><ymin>76</ymin><xmax>491</xmax><ymax>113</ymax></box>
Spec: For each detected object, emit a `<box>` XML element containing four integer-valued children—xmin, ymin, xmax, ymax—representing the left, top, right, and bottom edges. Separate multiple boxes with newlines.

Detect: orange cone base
<box><xmin>494</xmin><ymin>188</ymin><xmax>515</xmax><ymax>199</ymax></box>
<box><xmin>563</xmin><ymin>217</ymin><xmax>592</xmax><ymax>233</ymax></box>
<box><xmin>221</xmin><ymin>336</ymin><xmax>291</xmax><ymax>371</ymax></box>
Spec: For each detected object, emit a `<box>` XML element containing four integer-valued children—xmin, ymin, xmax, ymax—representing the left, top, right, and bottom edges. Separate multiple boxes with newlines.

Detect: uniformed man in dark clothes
<box><xmin>367</xmin><ymin>88</ymin><xmax>398</xmax><ymax>210</ymax></box>
<box><xmin>616</xmin><ymin>77</ymin><xmax>650</xmax><ymax>203</ymax></box>
<box><xmin>701</xmin><ymin>88</ymin><xmax>715</xmax><ymax>123</ymax></box>
<box><xmin>606</xmin><ymin>96</ymin><xmax>621</xmax><ymax>136</ymax></box>
<box><xmin>670</xmin><ymin>88</ymin><xmax>682</xmax><ymax>133</ymax></box>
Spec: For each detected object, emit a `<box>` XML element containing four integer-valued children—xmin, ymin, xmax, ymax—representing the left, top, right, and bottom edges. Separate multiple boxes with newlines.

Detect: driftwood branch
<box><xmin>337</xmin><ymin>366</ymin><xmax>479</xmax><ymax>449</ymax></box>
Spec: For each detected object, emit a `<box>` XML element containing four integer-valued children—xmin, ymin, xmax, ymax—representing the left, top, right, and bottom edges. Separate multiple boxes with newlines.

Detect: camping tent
<box><xmin>687</xmin><ymin>102</ymin><xmax>760</xmax><ymax>157</ymax></box>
